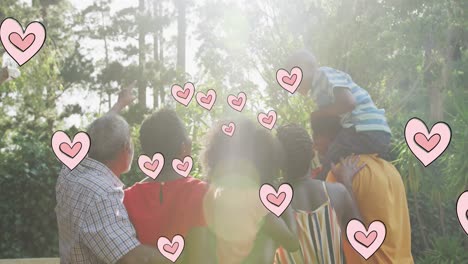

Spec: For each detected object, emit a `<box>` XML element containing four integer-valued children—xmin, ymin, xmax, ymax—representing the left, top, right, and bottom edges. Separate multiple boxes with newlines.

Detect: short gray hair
<box><xmin>87</xmin><ymin>114</ymin><xmax>131</xmax><ymax>163</ymax></box>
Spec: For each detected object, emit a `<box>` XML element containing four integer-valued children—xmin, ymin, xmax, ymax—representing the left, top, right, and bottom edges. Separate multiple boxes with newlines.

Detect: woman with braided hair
<box><xmin>274</xmin><ymin>124</ymin><xmax>364</xmax><ymax>264</ymax></box>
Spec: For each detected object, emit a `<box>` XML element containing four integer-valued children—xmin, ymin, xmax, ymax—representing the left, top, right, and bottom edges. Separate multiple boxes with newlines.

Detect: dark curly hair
<box><xmin>139</xmin><ymin>108</ymin><xmax>189</xmax><ymax>170</ymax></box>
<box><xmin>201</xmin><ymin>117</ymin><xmax>282</xmax><ymax>185</ymax></box>
<box><xmin>276</xmin><ymin>124</ymin><xmax>314</xmax><ymax>180</ymax></box>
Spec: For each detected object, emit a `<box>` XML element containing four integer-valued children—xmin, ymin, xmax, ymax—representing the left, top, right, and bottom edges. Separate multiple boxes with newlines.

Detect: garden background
<box><xmin>0</xmin><ymin>0</ymin><xmax>467</xmax><ymax>262</ymax></box>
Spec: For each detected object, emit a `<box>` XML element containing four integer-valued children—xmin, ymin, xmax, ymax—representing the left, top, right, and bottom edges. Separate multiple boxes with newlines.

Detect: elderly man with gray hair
<box><xmin>55</xmin><ymin>88</ymin><xmax>170</xmax><ymax>264</ymax></box>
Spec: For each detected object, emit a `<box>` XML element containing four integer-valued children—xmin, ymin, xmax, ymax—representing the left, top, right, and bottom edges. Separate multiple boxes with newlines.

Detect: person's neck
<box><xmin>143</xmin><ymin>170</ymin><xmax>183</xmax><ymax>182</ymax></box>
<box><xmin>105</xmin><ymin>161</ymin><xmax>122</xmax><ymax>178</ymax></box>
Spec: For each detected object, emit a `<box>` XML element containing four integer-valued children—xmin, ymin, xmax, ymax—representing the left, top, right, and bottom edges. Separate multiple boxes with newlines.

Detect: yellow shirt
<box><xmin>327</xmin><ymin>155</ymin><xmax>414</xmax><ymax>264</ymax></box>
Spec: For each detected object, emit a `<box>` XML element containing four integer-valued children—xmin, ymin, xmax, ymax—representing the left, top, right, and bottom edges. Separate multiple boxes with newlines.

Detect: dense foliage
<box><xmin>0</xmin><ymin>0</ymin><xmax>466</xmax><ymax>262</ymax></box>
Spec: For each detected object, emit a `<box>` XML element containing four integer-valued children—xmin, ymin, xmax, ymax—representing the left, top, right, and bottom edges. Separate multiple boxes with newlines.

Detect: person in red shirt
<box><xmin>123</xmin><ymin>109</ymin><xmax>208</xmax><ymax>259</ymax></box>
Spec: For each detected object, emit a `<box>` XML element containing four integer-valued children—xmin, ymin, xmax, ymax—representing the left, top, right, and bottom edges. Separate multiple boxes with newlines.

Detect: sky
<box><xmin>58</xmin><ymin>0</ymin><xmax>200</xmax><ymax>127</ymax></box>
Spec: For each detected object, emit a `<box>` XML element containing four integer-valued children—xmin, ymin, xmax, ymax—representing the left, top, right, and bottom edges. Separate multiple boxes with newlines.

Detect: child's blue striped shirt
<box><xmin>311</xmin><ymin>67</ymin><xmax>391</xmax><ymax>134</ymax></box>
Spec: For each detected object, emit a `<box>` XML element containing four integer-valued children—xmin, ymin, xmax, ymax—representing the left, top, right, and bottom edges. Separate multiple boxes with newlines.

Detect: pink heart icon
<box><xmin>346</xmin><ymin>219</ymin><xmax>386</xmax><ymax>260</ymax></box>
<box><xmin>405</xmin><ymin>118</ymin><xmax>451</xmax><ymax>166</ymax></box>
<box><xmin>276</xmin><ymin>67</ymin><xmax>303</xmax><ymax>94</ymax></box>
<box><xmin>144</xmin><ymin>160</ymin><xmax>159</xmax><ymax>171</ymax></box>
<box><xmin>354</xmin><ymin>231</ymin><xmax>378</xmax><ymax>247</ymax></box>
<box><xmin>222</xmin><ymin>122</ymin><xmax>236</xmax><ymax>137</ymax></box>
<box><xmin>163</xmin><ymin>242</ymin><xmax>179</xmax><ymax>254</ymax></box>
<box><xmin>157</xmin><ymin>235</ymin><xmax>185</xmax><ymax>263</ymax></box>
<box><xmin>0</xmin><ymin>18</ymin><xmax>46</xmax><ymax>66</ymax></box>
<box><xmin>177</xmin><ymin>89</ymin><xmax>190</xmax><ymax>99</ymax></box>
<box><xmin>414</xmin><ymin>133</ymin><xmax>441</xmax><ymax>152</ymax></box>
<box><xmin>172</xmin><ymin>156</ymin><xmax>193</xmax><ymax>177</ymax></box>
<box><xmin>51</xmin><ymin>131</ymin><xmax>90</xmax><ymax>170</ymax></box>
<box><xmin>171</xmin><ymin>82</ymin><xmax>195</xmax><ymax>106</ymax></box>
<box><xmin>9</xmin><ymin>32</ymin><xmax>35</xmax><ymax>52</ymax></box>
<box><xmin>267</xmin><ymin>192</ymin><xmax>286</xmax><ymax>207</ymax></box>
<box><xmin>282</xmin><ymin>74</ymin><xmax>297</xmax><ymax>86</ymax></box>
<box><xmin>138</xmin><ymin>153</ymin><xmax>165</xmax><ymax>180</ymax></box>
<box><xmin>227</xmin><ymin>92</ymin><xmax>247</xmax><ymax>112</ymax></box>
<box><xmin>257</xmin><ymin>110</ymin><xmax>277</xmax><ymax>130</ymax></box>
<box><xmin>196</xmin><ymin>89</ymin><xmax>217</xmax><ymax>110</ymax></box>
<box><xmin>259</xmin><ymin>183</ymin><xmax>293</xmax><ymax>217</ymax></box>
<box><xmin>59</xmin><ymin>142</ymin><xmax>82</xmax><ymax>158</ymax></box>
<box><xmin>456</xmin><ymin>190</ymin><xmax>468</xmax><ymax>235</ymax></box>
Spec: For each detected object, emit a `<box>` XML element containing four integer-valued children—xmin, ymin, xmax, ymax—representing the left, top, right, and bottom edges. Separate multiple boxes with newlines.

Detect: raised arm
<box><xmin>108</xmin><ymin>81</ymin><xmax>137</xmax><ymax>115</ymax></box>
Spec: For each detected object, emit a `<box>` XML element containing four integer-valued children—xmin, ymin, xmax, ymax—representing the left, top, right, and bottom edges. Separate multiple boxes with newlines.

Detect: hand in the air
<box><xmin>117</xmin><ymin>81</ymin><xmax>137</xmax><ymax>107</ymax></box>
<box><xmin>331</xmin><ymin>155</ymin><xmax>366</xmax><ymax>186</ymax></box>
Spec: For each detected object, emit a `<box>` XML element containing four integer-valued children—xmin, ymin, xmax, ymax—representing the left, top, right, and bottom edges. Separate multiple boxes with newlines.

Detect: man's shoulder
<box><xmin>57</xmin><ymin>161</ymin><xmax>120</xmax><ymax>198</ymax></box>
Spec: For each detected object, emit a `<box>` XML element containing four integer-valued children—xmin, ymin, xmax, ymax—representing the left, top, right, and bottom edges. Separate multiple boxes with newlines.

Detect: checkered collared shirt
<box><xmin>55</xmin><ymin>157</ymin><xmax>140</xmax><ymax>264</ymax></box>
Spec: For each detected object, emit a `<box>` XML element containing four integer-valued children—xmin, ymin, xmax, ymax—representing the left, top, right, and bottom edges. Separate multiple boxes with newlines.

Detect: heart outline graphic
<box><xmin>59</xmin><ymin>142</ymin><xmax>83</xmax><ymax>159</ymax></box>
<box><xmin>51</xmin><ymin>131</ymin><xmax>90</xmax><ymax>170</ymax></box>
<box><xmin>196</xmin><ymin>89</ymin><xmax>217</xmax><ymax>110</ymax></box>
<box><xmin>354</xmin><ymin>231</ymin><xmax>378</xmax><ymax>247</ymax></box>
<box><xmin>157</xmin><ymin>235</ymin><xmax>185</xmax><ymax>263</ymax></box>
<box><xmin>267</xmin><ymin>192</ymin><xmax>286</xmax><ymax>207</ymax></box>
<box><xmin>259</xmin><ymin>183</ymin><xmax>293</xmax><ymax>217</ymax></box>
<box><xmin>172</xmin><ymin>156</ymin><xmax>193</xmax><ymax>177</ymax></box>
<box><xmin>222</xmin><ymin>122</ymin><xmax>236</xmax><ymax>137</ymax></box>
<box><xmin>0</xmin><ymin>17</ymin><xmax>46</xmax><ymax>66</ymax></box>
<box><xmin>414</xmin><ymin>133</ymin><xmax>441</xmax><ymax>152</ymax></box>
<box><xmin>171</xmin><ymin>82</ymin><xmax>195</xmax><ymax>106</ymax></box>
<box><xmin>138</xmin><ymin>153</ymin><xmax>165</xmax><ymax>180</ymax></box>
<box><xmin>346</xmin><ymin>219</ymin><xmax>386</xmax><ymax>260</ymax></box>
<box><xmin>144</xmin><ymin>160</ymin><xmax>160</xmax><ymax>171</ymax></box>
<box><xmin>257</xmin><ymin>110</ymin><xmax>277</xmax><ymax>130</ymax></box>
<box><xmin>282</xmin><ymin>74</ymin><xmax>297</xmax><ymax>86</ymax></box>
<box><xmin>276</xmin><ymin>67</ymin><xmax>303</xmax><ymax>94</ymax></box>
<box><xmin>227</xmin><ymin>92</ymin><xmax>247</xmax><ymax>112</ymax></box>
<box><xmin>404</xmin><ymin>117</ymin><xmax>451</xmax><ymax>167</ymax></box>
<box><xmin>9</xmin><ymin>32</ymin><xmax>35</xmax><ymax>51</ymax></box>
<box><xmin>456</xmin><ymin>190</ymin><xmax>468</xmax><ymax>235</ymax></box>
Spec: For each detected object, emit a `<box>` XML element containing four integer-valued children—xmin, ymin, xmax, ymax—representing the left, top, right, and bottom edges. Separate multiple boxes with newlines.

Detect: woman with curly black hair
<box><xmin>199</xmin><ymin>117</ymin><xmax>300</xmax><ymax>264</ymax></box>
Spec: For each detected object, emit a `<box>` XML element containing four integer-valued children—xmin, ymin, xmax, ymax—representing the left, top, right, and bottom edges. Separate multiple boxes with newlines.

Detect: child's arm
<box><xmin>181</xmin><ymin>227</ymin><xmax>217</xmax><ymax>264</ymax></box>
<box><xmin>331</xmin><ymin>156</ymin><xmax>366</xmax><ymax>228</ymax></box>
<box><xmin>311</xmin><ymin>87</ymin><xmax>356</xmax><ymax>121</ymax></box>
<box><xmin>263</xmin><ymin>210</ymin><xmax>300</xmax><ymax>252</ymax></box>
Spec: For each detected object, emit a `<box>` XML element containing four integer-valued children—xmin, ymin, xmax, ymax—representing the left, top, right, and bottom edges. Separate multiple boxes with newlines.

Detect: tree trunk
<box><xmin>424</xmin><ymin>30</ymin><xmax>443</xmax><ymax>121</ymax></box>
<box><xmin>176</xmin><ymin>0</ymin><xmax>186</xmax><ymax>76</ymax></box>
<box><xmin>159</xmin><ymin>8</ymin><xmax>165</xmax><ymax>105</ymax></box>
<box><xmin>103</xmin><ymin>22</ymin><xmax>111</xmax><ymax>111</ymax></box>
<box><xmin>153</xmin><ymin>0</ymin><xmax>160</xmax><ymax>109</ymax></box>
<box><xmin>138</xmin><ymin>0</ymin><xmax>147</xmax><ymax>109</ymax></box>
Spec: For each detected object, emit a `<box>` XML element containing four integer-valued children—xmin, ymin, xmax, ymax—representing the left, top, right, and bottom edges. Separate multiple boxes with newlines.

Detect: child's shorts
<box><xmin>316</xmin><ymin>127</ymin><xmax>391</xmax><ymax>180</ymax></box>
<box><xmin>327</xmin><ymin>127</ymin><xmax>392</xmax><ymax>163</ymax></box>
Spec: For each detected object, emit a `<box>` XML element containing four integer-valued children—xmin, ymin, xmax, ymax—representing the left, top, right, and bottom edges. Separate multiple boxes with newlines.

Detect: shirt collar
<box><xmin>80</xmin><ymin>157</ymin><xmax>125</xmax><ymax>188</ymax></box>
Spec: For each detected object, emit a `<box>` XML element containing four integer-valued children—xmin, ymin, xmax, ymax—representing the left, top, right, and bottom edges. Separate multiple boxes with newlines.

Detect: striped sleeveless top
<box><xmin>274</xmin><ymin>182</ymin><xmax>345</xmax><ymax>264</ymax></box>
